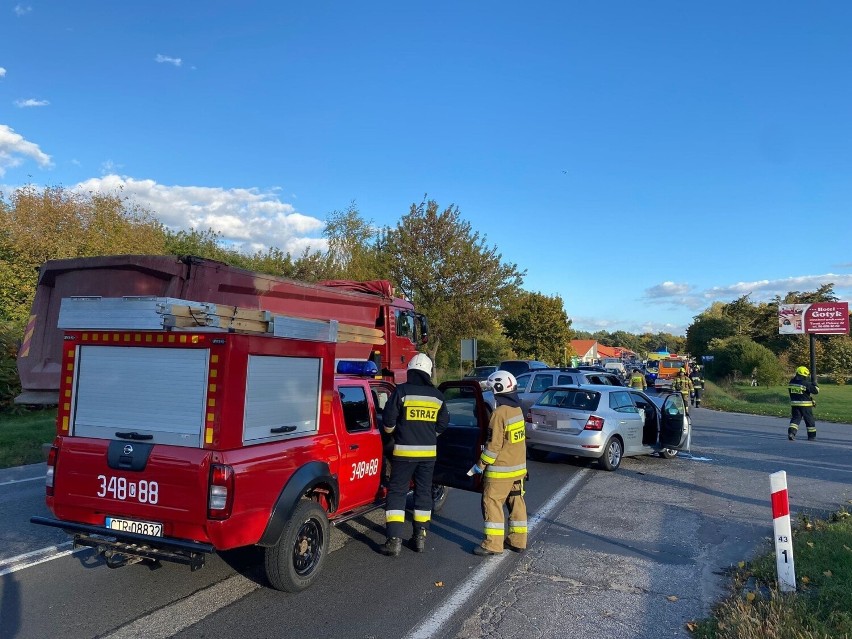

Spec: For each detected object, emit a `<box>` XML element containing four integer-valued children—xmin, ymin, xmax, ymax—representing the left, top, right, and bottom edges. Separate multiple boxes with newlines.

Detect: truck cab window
<box><xmin>339</xmin><ymin>386</ymin><xmax>371</xmax><ymax>432</ymax></box>
<box><xmin>395</xmin><ymin>310</ymin><xmax>415</xmax><ymax>341</ymax></box>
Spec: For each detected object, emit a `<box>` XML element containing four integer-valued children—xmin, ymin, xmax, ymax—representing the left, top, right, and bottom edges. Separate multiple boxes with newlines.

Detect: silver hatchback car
<box><xmin>526</xmin><ymin>385</ymin><xmax>690</xmax><ymax>471</ymax></box>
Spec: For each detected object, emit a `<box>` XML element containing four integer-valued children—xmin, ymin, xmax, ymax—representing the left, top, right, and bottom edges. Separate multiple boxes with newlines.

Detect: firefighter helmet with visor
<box><xmin>486</xmin><ymin>370</ymin><xmax>518</xmax><ymax>394</ymax></box>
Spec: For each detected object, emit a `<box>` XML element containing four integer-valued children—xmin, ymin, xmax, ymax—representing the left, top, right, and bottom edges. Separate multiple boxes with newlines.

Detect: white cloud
<box><xmin>13</xmin><ymin>4</ymin><xmax>32</xmax><ymax>16</ymax></box>
<box><xmin>644</xmin><ymin>281</ymin><xmax>693</xmax><ymax>298</ymax></box>
<box><xmin>644</xmin><ymin>274</ymin><xmax>852</xmax><ymax>312</ymax></box>
<box><xmin>100</xmin><ymin>159</ymin><xmax>123</xmax><ymax>175</ymax></box>
<box><xmin>701</xmin><ymin>274</ymin><xmax>852</xmax><ymax>300</ymax></box>
<box><xmin>155</xmin><ymin>54</ymin><xmax>183</xmax><ymax>67</ymax></box>
<box><xmin>15</xmin><ymin>98</ymin><xmax>49</xmax><ymax>108</ymax></box>
<box><xmin>0</xmin><ymin>68</ymin><xmax>7</xmax><ymax>78</ymax></box>
<box><xmin>73</xmin><ymin>175</ymin><xmax>327</xmax><ymax>255</ymax></box>
<box><xmin>0</xmin><ymin>124</ymin><xmax>53</xmax><ymax>176</ymax></box>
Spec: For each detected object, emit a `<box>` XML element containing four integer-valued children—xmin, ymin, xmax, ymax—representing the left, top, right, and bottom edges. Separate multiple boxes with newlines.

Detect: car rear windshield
<box><xmin>500</xmin><ymin>361</ymin><xmax>529</xmax><ymax>377</ymax></box>
<box><xmin>536</xmin><ymin>389</ymin><xmax>601</xmax><ymax>411</ymax></box>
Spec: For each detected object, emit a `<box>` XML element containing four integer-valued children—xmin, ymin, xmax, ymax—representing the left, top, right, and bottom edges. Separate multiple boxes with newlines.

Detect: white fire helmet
<box><xmin>486</xmin><ymin>370</ymin><xmax>517</xmax><ymax>394</ymax></box>
<box><xmin>407</xmin><ymin>353</ymin><xmax>433</xmax><ymax>377</ymax></box>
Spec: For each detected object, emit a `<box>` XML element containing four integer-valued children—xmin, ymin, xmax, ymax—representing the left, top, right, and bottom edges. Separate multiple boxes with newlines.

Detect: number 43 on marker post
<box><xmin>770</xmin><ymin>471</ymin><xmax>796</xmax><ymax>592</ymax></box>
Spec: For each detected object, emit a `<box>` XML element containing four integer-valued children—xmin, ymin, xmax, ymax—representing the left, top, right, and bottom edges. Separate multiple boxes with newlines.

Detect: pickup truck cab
<box><xmin>32</xmin><ymin>315</ymin><xmax>490</xmax><ymax>592</ymax></box>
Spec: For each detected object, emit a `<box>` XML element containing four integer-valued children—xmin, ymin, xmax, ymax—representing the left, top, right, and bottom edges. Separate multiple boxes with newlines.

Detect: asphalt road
<box><xmin>1</xmin><ymin>408</ymin><xmax>850</xmax><ymax>639</ymax></box>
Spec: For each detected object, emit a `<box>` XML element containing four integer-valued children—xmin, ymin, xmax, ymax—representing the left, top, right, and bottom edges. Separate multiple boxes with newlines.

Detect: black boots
<box><xmin>381</xmin><ymin>537</ymin><xmax>402</xmax><ymax>556</ymax></box>
<box><xmin>788</xmin><ymin>428</ymin><xmax>796</xmax><ymax>441</ymax></box>
<box><xmin>410</xmin><ymin>529</ymin><xmax>427</xmax><ymax>553</ymax></box>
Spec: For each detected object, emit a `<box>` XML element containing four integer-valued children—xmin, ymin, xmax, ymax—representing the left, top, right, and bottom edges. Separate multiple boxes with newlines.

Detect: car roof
<box><xmin>546</xmin><ymin>383</ymin><xmax>627</xmax><ymax>392</ymax></box>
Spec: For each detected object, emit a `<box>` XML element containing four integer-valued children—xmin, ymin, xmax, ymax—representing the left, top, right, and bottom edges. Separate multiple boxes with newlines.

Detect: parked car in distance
<box><xmin>463</xmin><ymin>365</ymin><xmax>498</xmax><ymax>388</ymax></box>
<box><xmin>499</xmin><ymin>360</ymin><xmax>549</xmax><ymax>377</ymax></box>
<box><xmin>515</xmin><ymin>368</ymin><xmax>626</xmax><ymax>413</ymax></box>
<box><xmin>525</xmin><ymin>385</ymin><xmax>690</xmax><ymax>471</ymax></box>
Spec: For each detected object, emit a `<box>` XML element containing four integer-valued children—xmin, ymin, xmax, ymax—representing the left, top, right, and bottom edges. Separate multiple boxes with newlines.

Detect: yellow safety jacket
<box><xmin>629</xmin><ymin>373</ymin><xmax>646</xmax><ymax>389</ymax></box>
<box><xmin>479</xmin><ymin>403</ymin><xmax>527</xmax><ymax>480</ymax></box>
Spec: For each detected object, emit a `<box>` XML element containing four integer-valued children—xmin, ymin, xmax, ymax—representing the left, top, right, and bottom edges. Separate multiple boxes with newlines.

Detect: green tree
<box><xmin>686</xmin><ymin>315</ymin><xmax>736</xmax><ymax>358</ymax></box>
<box><xmin>383</xmin><ymin>199</ymin><xmax>524</xmax><ymax>362</ymax></box>
<box><xmin>323</xmin><ymin>203</ymin><xmax>386</xmax><ymax>281</ymax></box>
<box><xmin>503</xmin><ymin>291</ymin><xmax>574</xmax><ymax>364</ymax></box>
<box><xmin>823</xmin><ymin>335</ymin><xmax>852</xmax><ymax>384</ymax></box>
<box><xmin>0</xmin><ymin>185</ymin><xmax>167</xmax><ymax>324</ymax></box>
<box><xmin>707</xmin><ymin>336</ymin><xmax>784</xmax><ymax>385</ymax></box>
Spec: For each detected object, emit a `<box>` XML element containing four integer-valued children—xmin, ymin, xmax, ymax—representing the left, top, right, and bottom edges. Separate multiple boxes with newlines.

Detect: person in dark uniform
<box><xmin>788</xmin><ymin>366</ymin><xmax>819</xmax><ymax>441</ymax></box>
<box><xmin>690</xmin><ymin>365</ymin><xmax>704</xmax><ymax>407</ymax></box>
<box><xmin>381</xmin><ymin>353</ymin><xmax>449</xmax><ymax>556</ymax></box>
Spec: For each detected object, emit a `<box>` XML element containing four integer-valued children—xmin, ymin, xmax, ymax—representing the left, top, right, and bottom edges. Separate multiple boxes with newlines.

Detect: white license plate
<box><xmin>105</xmin><ymin>517</ymin><xmax>163</xmax><ymax>537</ymax></box>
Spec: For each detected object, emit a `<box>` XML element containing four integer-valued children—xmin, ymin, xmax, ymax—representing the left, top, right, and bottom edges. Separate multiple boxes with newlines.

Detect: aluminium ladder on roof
<box><xmin>57</xmin><ymin>296</ymin><xmax>385</xmax><ymax>345</ymax></box>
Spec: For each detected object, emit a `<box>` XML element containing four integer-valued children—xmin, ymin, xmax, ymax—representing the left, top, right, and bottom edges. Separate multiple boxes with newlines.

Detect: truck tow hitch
<box><xmin>103</xmin><ymin>547</ymin><xmax>147</xmax><ymax>569</ymax></box>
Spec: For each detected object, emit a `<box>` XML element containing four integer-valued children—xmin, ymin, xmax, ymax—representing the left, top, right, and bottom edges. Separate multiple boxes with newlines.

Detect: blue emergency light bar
<box><xmin>336</xmin><ymin>360</ymin><xmax>379</xmax><ymax>376</ymax></box>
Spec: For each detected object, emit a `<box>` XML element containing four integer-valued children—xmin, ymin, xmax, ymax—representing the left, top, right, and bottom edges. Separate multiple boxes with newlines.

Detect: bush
<box><xmin>0</xmin><ymin>322</ymin><xmax>23</xmax><ymax>411</ymax></box>
<box><xmin>707</xmin><ymin>336</ymin><xmax>784</xmax><ymax>386</ymax></box>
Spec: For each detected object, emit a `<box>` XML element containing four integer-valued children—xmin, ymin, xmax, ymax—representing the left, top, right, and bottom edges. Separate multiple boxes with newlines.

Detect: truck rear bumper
<box><xmin>30</xmin><ymin>516</ymin><xmax>215</xmax><ymax>571</ymax></box>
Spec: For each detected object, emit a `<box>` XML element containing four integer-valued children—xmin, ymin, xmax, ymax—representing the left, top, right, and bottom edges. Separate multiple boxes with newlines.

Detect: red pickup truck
<box><xmin>31</xmin><ymin>316</ymin><xmax>489</xmax><ymax>592</ymax></box>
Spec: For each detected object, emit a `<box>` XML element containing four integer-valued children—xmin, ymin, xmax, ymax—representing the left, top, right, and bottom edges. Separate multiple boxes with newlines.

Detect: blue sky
<box><xmin>2</xmin><ymin>1</ymin><xmax>851</xmax><ymax>335</ymax></box>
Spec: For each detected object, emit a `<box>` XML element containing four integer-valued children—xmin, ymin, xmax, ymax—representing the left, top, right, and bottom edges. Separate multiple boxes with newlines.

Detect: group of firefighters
<box><xmin>380</xmin><ymin>354</ymin><xmax>527</xmax><ymax>558</ymax></box>
<box><xmin>380</xmin><ymin>353</ymin><xmax>819</xmax><ymax>557</ymax></box>
<box><xmin>627</xmin><ymin>365</ymin><xmax>705</xmax><ymax>408</ymax></box>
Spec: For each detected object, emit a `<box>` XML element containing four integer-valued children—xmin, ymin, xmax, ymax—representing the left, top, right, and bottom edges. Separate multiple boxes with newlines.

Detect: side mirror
<box><xmin>417</xmin><ymin>314</ymin><xmax>429</xmax><ymax>345</ymax></box>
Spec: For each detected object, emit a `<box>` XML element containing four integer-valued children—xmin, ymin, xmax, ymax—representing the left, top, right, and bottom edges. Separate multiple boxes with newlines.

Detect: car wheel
<box><xmin>598</xmin><ymin>437</ymin><xmax>623</xmax><ymax>471</ymax></box>
<box><xmin>264</xmin><ymin>499</ymin><xmax>329</xmax><ymax>592</ymax></box>
<box><xmin>528</xmin><ymin>448</ymin><xmax>549</xmax><ymax>462</ymax></box>
<box><xmin>659</xmin><ymin>448</ymin><xmax>678</xmax><ymax>459</ymax></box>
<box><xmin>432</xmin><ymin>484</ymin><xmax>450</xmax><ymax>513</ymax></box>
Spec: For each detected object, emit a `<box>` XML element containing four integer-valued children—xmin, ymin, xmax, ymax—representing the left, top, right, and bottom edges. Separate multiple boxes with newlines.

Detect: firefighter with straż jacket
<box><xmin>788</xmin><ymin>366</ymin><xmax>819</xmax><ymax>441</ymax></box>
<box><xmin>672</xmin><ymin>369</ymin><xmax>693</xmax><ymax>413</ymax></box>
<box><xmin>690</xmin><ymin>365</ymin><xmax>704</xmax><ymax>407</ymax></box>
<box><xmin>471</xmin><ymin>370</ymin><xmax>527</xmax><ymax>556</ymax></box>
<box><xmin>381</xmin><ymin>353</ymin><xmax>449</xmax><ymax>556</ymax></box>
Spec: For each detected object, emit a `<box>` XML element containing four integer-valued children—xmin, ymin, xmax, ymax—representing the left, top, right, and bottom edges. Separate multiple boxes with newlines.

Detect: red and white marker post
<box><xmin>770</xmin><ymin>470</ymin><xmax>796</xmax><ymax>592</ymax></box>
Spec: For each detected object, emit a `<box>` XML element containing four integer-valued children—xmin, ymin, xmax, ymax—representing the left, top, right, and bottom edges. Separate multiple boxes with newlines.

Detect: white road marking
<box><xmin>0</xmin><ymin>476</ymin><xmax>44</xmax><ymax>487</ymax></box>
<box><xmin>102</xmin><ymin>575</ymin><xmax>260</xmax><ymax>639</ymax></box>
<box><xmin>403</xmin><ymin>469</ymin><xmax>589</xmax><ymax>639</ymax></box>
<box><xmin>0</xmin><ymin>542</ymin><xmax>85</xmax><ymax>577</ymax></box>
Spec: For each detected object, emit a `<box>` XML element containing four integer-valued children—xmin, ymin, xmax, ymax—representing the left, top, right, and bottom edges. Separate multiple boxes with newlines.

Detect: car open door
<box><xmin>659</xmin><ymin>392</ymin><xmax>690</xmax><ymax>450</ymax></box>
<box><xmin>433</xmin><ymin>381</ymin><xmax>491</xmax><ymax>493</ymax></box>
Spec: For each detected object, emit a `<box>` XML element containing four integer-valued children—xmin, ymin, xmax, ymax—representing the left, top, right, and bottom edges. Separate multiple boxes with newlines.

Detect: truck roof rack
<box><xmin>57</xmin><ymin>296</ymin><xmax>386</xmax><ymax>345</ymax></box>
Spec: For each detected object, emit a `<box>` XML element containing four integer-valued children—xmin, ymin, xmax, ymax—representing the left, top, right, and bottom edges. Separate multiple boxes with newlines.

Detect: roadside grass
<box><xmin>0</xmin><ymin>408</ymin><xmax>56</xmax><ymax>468</ymax></box>
<box><xmin>692</xmin><ymin>509</ymin><xmax>852</xmax><ymax>639</ymax></box>
<box><xmin>702</xmin><ymin>381</ymin><xmax>852</xmax><ymax>423</ymax></box>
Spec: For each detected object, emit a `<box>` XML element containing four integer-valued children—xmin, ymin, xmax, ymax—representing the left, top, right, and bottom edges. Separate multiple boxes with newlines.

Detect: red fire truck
<box><xmin>31</xmin><ymin>301</ymin><xmax>489</xmax><ymax>592</ymax></box>
<box><xmin>17</xmin><ymin>255</ymin><xmax>428</xmax><ymax>405</ymax></box>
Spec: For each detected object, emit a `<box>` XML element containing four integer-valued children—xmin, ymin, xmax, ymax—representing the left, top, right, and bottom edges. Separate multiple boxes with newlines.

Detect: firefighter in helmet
<box><xmin>471</xmin><ymin>370</ymin><xmax>527</xmax><ymax>556</ymax></box>
<box><xmin>381</xmin><ymin>353</ymin><xmax>449</xmax><ymax>556</ymax></box>
<box><xmin>690</xmin><ymin>365</ymin><xmax>704</xmax><ymax>407</ymax></box>
<box><xmin>672</xmin><ymin>368</ymin><xmax>693</xmax><ymax>413</ymax></box>
<box><xmin>788</xmin><ymin>366</ymin><xmax>819</xmax><ymax>441</ymax></box>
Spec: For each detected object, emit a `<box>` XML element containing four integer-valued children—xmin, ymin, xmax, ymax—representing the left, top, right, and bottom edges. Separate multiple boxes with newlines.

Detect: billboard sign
<box><xmin>778</xmin><ymin>302</ymin><xmax>849</xmax><ymax>335</ymax></box>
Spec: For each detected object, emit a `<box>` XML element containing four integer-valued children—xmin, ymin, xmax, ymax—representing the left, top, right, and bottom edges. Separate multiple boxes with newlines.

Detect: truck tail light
<box><xmin>46</xmin><ymin>445</ymin><xmax>59</xmax><ymax>496</ymax></box>
<box><xmin>583</xmin><ymin>415</ymin><xmax>605</xmax><ymax>431</ymax></box>
<box><xmin>208</xmin><ymin>464</ymin><xmax>234</xmax><ymax>520</ymax></box>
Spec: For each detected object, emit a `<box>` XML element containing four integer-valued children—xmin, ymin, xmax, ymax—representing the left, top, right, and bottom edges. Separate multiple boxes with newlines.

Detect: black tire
<box><xmin>432</xmin><ymin>484</ymin><xmax>450</xmax><ymax>513</ymax></box>
<box><xmin>659</xmin><ymin>448</ymin><xmax>678</xmax><ymax>459</ymax></box>
<box><xmin>264</xmin><ymin>499</ymin><xmax>329</xmax><ymax>592</ymax></box>
<box><xmin>528</xmin><ymin>448</ymin><xmax>549</xmax><ymax>462</ymax></box>
<box><xmin>598</xmin><ymin>437</ymin><xmax>623</xmax><ymax>471</ymax></box>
